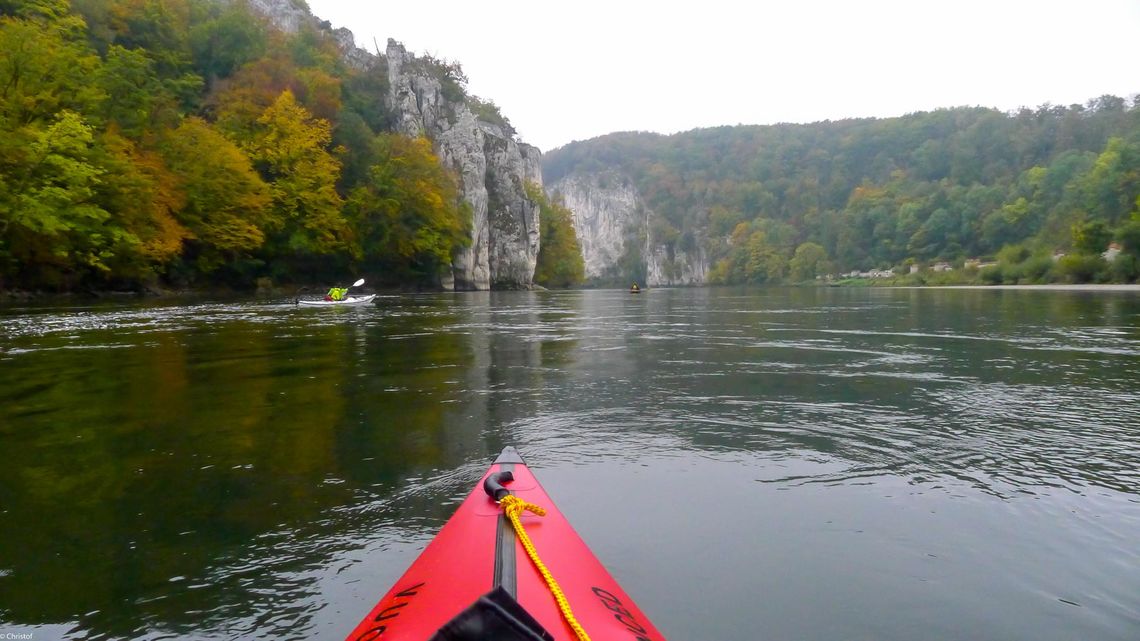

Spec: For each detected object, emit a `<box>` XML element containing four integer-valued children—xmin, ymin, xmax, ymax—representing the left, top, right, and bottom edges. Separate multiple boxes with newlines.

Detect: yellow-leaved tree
<box><xmin>244</xmin><ymin>89</ymin><xmax>347</xmax><ymax>267</ymax></box>
<box><xmin>159</xmin><ymin>116</ymin><xmax>271</xmax><ymax>275</ymax></box>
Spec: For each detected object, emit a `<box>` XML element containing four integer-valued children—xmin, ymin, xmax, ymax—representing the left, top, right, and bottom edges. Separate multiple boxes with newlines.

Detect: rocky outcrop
<box><xmin>240</xmin><ymin>0</ymin><xmax>541</xmax><ymax>290</ymax></box>
<box><xmin>244</xmin><ymin>0</ymin><xmax>310</xmax><ymax>34</ymax></box>
<box><xmin>549</xmin><ymin>172</ymin><xmax>642</xmax><ymax>281</ymax></box>
<box><xmin>548</xmin><ymin>171</ymin><xmax>708</xmax><ymax>286</ymax></box>
<box><xmin>646</xmin><ymin>242</ymin><xmax>708</xmax><ymax>286</ymax></box>
<box><xmin>384</xmin><ymin>40</ymin><xmax>540</xmax><ymax>290</ymax></box>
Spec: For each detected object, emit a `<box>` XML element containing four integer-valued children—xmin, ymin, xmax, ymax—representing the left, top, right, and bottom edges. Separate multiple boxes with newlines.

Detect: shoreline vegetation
<box><xmin>2</xmin><ymin>1</ymin><xmax>1137</xmax><ymax>295</ymax></box>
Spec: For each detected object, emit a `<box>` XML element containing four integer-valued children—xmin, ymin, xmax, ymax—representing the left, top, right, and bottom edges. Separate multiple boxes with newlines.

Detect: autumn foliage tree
<box><xmin>346</xmin><ymin>134</ymin><xmax>469</xmax><ymax>285</ymax></box>
<box><xmin>159</xmin><ymin>116</ymin><xmax>270</xmax><ymax>276</ymax></box>
<box><xmin>242</xmin><ymin>89</ymin><xmax>346</xmax><ymax>274</ymax></box>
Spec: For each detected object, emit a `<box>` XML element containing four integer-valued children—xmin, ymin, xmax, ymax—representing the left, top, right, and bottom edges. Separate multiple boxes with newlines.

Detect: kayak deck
<box><xmin>346</xmin><ymin>447</ymin><xmax>666</xmax><ymax>641</ymax></box>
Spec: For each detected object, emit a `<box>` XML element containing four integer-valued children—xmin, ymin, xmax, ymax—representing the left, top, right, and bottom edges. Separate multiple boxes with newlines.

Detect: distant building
<box><xmin>932</xmin><ymin>262</ymin><xmax>952</xmax><ymax>272</ymax></box>
<box><xmin>1102</xmin><ymin>242</ymin><xmax>1122</xmax><ymax>262</ymax></box>
<box><xmin>965</xmin><ymin>258</ymin><xmax>997</xmax><ymax>269</ymax></box>
<box><xmin>841</xmin><ymin>269</ymin><xmax>895</xmax><ymax>279</ymax></box>
<box><xmin>909</xmin><ymin>264</ymin><xmax>919</xmax><ymax>274</ymax></box>
<box><xmin>1052</xmin><ymin>250</ymin><xmax>1066</xmax><ymax>262</ymax></box>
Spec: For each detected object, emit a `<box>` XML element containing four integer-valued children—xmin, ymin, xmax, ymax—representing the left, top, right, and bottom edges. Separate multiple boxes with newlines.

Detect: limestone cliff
<box><xmin>243</xmin><ymin>0</ymin><xmax>541</xmax><ymax>290</ymax></box>
<box><xmin>548</xmin><ymin>171</ymin><xmax>708</xmax><ymax>287</ymax></box>
<box><xmin>386</xmin><ymin>41</ymin><xmax>541</xmax><ymax>289</ymax></box>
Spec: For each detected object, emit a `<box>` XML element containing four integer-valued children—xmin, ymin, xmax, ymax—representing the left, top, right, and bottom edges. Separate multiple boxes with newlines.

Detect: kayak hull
<box><xmin>298</xmin><ymin>294</ymin><xmax>377</xmax><ymax>306</ymax></box>
<box><xmin>346</xmin><ymin>447</ymin><xmax>667</xmax><ymax>641</ymax></box>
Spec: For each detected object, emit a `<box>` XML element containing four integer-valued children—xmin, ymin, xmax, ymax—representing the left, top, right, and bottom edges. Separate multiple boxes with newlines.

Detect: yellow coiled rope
<box><xmin>498</xmin><ymin>494</ymin><xmax>592</xmax><ymax>641</ymax></box>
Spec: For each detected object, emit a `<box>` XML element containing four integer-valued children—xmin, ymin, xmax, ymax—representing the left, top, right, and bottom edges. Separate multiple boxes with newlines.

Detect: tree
<box><xmin>0</xmin><ymin>111</ymin><xmax>113</xmax><ymax>286</ymax></box>
<box><xmin>744</xmin><ymin>229</ymin><xmax>786</xmax><ymax>283</ymax></box>
<box><xmin>346</xmin><ymin>133</ymin><xmax>469</xmax><ymax>284</ymax></box>
<box><xmin>244</xmin><ymin>89</ymin><xmax>346</xmax><ymax>263</ymax></box>
<box><xmin>1078</xmin><ymin>137</ymin><xmax>1140</xmax><ymax>225</ymax></box>
<box><xmin>91</xmin><ymin>128</ymin><xmax>189</xmax><ymax>280</ymax></box>
<box><xmin>527</xmin><ymin>183</ymin><xmax>584</xmax><ymax>288</ymax></box>
<box><xmin>187</xmin><ymin>0</ymin><xmax>267</xmax><ymax>84</ymax></box>
<box><xmin>159</xmin><ymin>116</ymin><xmax>270</xmax><ymax>274</ymax></box>
<box><xmin>1117</xmin><ymin>215</ymin><xmax>1140</xmax><ymax>256</ymax></box>
<box><xmin>1072</xmin><ymin>220</ymin><xmax>1112</xmax><ymax>255</ymax></box>
<box><xmin>0</xmin><ymin>16</ymin><xmax>104</xmax><ymax>126</ymax></box>
<box><xmin>95</xmin><ymin>45</ymin><xmax>178</xmax><ymax>137</ymax></box>
<box><xmin>788</xmin><ymin>242</ymin><xmax>831</xmax><ymax>282</ymax></box>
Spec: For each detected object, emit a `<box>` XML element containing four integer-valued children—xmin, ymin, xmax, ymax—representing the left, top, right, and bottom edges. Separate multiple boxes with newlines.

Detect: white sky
<box><xmin>305</xmin><ymin>0</ymin><xmax>1140</xmax><ymax>152</ymax></box>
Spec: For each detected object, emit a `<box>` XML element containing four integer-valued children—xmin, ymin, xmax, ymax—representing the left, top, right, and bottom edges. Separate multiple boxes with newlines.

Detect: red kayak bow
<box><xmin>345</xmin><ymin>447</ymin><xmax>667</xmax><ymax>641</ymax></box>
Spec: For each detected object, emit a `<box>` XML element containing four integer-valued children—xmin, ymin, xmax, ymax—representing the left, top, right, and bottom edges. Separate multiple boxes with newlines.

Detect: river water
<box><xmin>1</xmin><ymin>287</ymin><xmax>1138</xmax><ymax>641</ymax></box>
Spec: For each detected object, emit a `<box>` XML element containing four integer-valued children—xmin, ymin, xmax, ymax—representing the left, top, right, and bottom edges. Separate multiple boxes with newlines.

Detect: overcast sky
<box><xmin>304</xmin><ymin>0</ymin><xmax>1139</xmax><ymax>152</ymax></box>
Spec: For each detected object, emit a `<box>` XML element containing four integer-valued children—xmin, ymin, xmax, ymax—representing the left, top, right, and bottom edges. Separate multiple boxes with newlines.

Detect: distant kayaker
<box><xmin>324</xmin><ymin>287</ymin><xmax>348</xmax><ymax>301</ymax></box>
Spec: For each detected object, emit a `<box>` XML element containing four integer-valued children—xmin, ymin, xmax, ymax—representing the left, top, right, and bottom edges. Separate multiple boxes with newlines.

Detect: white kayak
<box><xmin>297</xmin><ymin>294</ymin><xmax>377</xmax><ymax>306</ymax></box>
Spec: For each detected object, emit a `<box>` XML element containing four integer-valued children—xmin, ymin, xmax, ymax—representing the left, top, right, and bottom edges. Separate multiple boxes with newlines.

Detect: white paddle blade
<box><xmin>352</xmin><ymin>278</ymin><xmax>365</xmax><ymax>287</ymax></box>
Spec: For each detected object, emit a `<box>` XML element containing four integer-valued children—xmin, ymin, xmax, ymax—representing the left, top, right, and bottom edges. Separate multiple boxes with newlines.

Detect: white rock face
<box><xmin>386</xmin><ymin>40</ymin><xmax>539</xmax><ymax>289</ymax></box>
<box><xmin>244</xmin><ymin>0</ymin><xmax>309</xmax><ymax>33</ymax></box>
<box><xmin>646</xmin><ymin>243</ymin><xmax>708</xmax><ymax>286</ymax></box>
<box><xmin>549</xmin><ymin>171</ymin><xmax>708</xmax><ymax>286</ymax></box>
<box><xmin>549</xmin><ymin>172</ymin><xmax>641</xmax><ymax>280</ymax></box>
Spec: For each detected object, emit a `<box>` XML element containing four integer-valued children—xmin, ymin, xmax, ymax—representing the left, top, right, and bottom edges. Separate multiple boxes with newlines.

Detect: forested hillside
<box><xmin>544</xmin><ymin>99</ymin><xmax>1140</xmax><ymax>284</ymax></box>
<box><xmin>0</xmin><ymin>0</ymin><xmax>501</xmax><ymax>292</ymax></box>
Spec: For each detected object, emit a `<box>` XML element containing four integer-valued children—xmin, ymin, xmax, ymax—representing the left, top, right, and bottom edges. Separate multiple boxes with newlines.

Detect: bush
<box><xmin>1017</xmin><ymin>254</ymin><xmax>1056</xmax><ymax>283</ymax></box>
<box><xmin>1055</xmin><ymin>254</ymin><xmax>1107</xmax><ymax>283</ymax></box>
<box><xmin>980</xmin><ymin>265</ymin><xmax>1004</xmax><ymax>284</ymax></box>
<box><xmin>1109</xmin><ymin>254</ymin><xmax>1139</xmax><ymax>282</ymax></box>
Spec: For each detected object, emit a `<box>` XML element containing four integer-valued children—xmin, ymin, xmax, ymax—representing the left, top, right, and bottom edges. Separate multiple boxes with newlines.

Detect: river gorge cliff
<box><xmin>384</xmin><ymin>41</ymin><xmax>542</xmax><ymax>290</ymax></box>
<box><xmin>249</xmin><ymin>1</ymin><xmax>541</xmax><ymax>290</ymax></box>
<box><xmin>547</xmin><ymin>171</ymin><xmax>708</xmax><ymax>286</ymax></box>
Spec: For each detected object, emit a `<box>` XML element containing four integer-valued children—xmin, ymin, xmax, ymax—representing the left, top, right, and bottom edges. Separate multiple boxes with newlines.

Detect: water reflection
<box><xmin>1</xmin><ymin>288</ymin><xmax>1139</xmax><ymax>640</ymax></box>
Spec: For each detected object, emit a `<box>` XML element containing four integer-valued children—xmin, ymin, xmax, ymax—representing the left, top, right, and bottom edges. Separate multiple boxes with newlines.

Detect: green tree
<box><xmin>1055</xmin><ymin>253</ymin><xmax>1106</xmax><ymax>283</ymax></box>
<box><xmin>1072</xmin><ymin>220</ymin><xmax>1112</xmax><ymax>255</ymax></box>
<box><xmin>1078</xmin><ymin>137</ymin><xmax>1140</xmax><ymax>225</ymax></box>
<box><xmin>744</xmin><ymin>229</ymin><xmax>786</xmax><ymax>283</ymax></box>
<box><xmin>0</xmin><ymin>16</ymin><xmax>104</xmax><ymax>126</ymax></box>
<box><xmin>95</xmin><ymin>45</ymin><xmax>178</xmax><ymax>137</ymax></box>
<box><xmin>346</xmin><ymin>133</ymin><xmax>469</xmax><ymax>283</ymax></box>
<box><xmin>187</xmin><ymin>0</ymin><xmax>267</xmax><ymax>84</ymax></box>
<box><xmin>788</xmin><ymin>242</ymin><xmax>831</xmax><ymax>282</ymax></box>
<box><xmin>527</xmin><ymin>183</ymin><xmax>584</xmax><ymax>288</ymax></box>
<box><xmin>0</xmin><ymin>111</ymin><xmax>113</xmax><ymax>286</ymax></box>
<box><xmin>1117</xmin><ymin>215</ymin><xmax>1140</xmax><ymax>256</ymax></box>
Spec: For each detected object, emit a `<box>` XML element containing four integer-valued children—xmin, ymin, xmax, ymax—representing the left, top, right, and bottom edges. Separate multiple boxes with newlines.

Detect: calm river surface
<box><xmin>1</xmin><ymin>287</ymin><xmax>1139</xmax><ymax>641</ymax></box>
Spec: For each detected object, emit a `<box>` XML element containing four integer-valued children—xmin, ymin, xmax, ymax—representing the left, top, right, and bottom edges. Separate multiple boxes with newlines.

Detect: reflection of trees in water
<box><xmin>2</xmin><ymin>288</ymin><xmax>1138</xmax><ymax>637</ymax></box>
<box><xmin>0</xmin><ymin>316</ymin><xmax>373</xmax><ymax>635</ymax></box>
